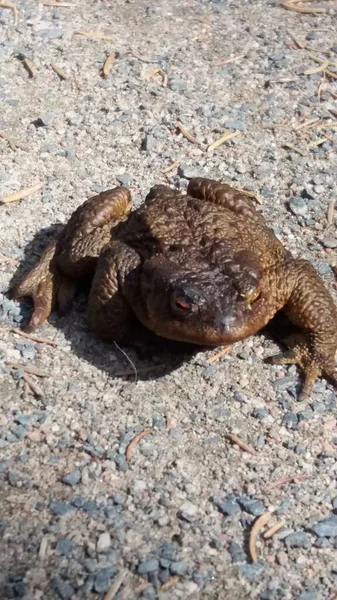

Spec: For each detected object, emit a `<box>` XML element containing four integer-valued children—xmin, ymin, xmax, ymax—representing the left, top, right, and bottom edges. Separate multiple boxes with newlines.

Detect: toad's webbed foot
<box><xmin>12</xmin><ymin>241</ymin><xmax>76</xmax><ymax>332</ymax></box>
<box><xmin>265</xmin><ymin>346</ymin><xmax>337</xmax><ymax>401</ymax></box>
<box><xmin>12</xmin><ymin>187</ymin><xmax>132</xmax><ymax>332</ymax></box>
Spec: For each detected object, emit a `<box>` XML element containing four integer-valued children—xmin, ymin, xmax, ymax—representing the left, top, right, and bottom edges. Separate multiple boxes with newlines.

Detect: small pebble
<box><xmin>51</xmin><ymin>577</ymin><xmax>75</xmax><ymax>600</ymax></box>
<box><xmin>61</xmin><ymin>470</ymin><xmax>81</xmax><ymax>486</ymax></box>
<box><xmin>96</xmin><ymin>531</ymin><xmax>111</xmax><ymax>553</ymax></box>
<box><xmin>310</xmin><ymin>516</ymin><xmax>337</xmax><ymax>537</ymax></box>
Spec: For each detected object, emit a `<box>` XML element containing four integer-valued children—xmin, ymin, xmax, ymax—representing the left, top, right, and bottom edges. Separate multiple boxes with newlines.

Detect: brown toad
<box><xmin>13</xmin><ymin>178</ymin><xmax>337</xmax><ymax>398</ymax></box>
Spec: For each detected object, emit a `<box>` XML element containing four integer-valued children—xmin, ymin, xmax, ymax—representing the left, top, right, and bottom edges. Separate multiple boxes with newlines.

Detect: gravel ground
<box><xmin>1</xmin><ymin>0</ymin><xmax>337</xmax><ymax>599</ymax></box>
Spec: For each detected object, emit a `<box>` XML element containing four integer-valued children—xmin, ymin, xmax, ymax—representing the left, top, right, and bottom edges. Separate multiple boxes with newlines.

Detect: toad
<box><xmin>13</xmin><ymin>177</ymin><xmax>337</xmax><ymax>399</ymax></box>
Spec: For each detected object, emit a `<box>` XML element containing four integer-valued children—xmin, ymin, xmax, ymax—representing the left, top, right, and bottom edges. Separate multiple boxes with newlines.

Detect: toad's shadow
<box><xmin>9</xmin><ymin>226</ymin><xmax>295</xmax><ymax>382</ymax></box>
<box><xmin>9</xmin><ymin>225</ymin><xmax>199</xmax><ymax>381</ymax></box>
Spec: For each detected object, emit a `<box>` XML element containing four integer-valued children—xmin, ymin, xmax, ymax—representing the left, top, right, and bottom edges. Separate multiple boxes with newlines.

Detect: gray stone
<box><xmin>238</xmin><ymin>497</ymin><xmax>265</xmax><ymax>516</ymax></box>
<box><xmin>212</xmin><ymin>496</ymin><xmax>241</xmax><ymax>516</ymax></box>
<box><xmin>138</xmin><ymin>558</ymin><xmax>160</xmax><ymax>575</ymax></box>
<box><xmin>322</xmin><ymin>238</ymin><xmax>337</xmax><ymax>249</ymax></box>
<box><xmin>284</xmin><ymin>531</ymin><xmax>310</xmax><ymax>548</ymax></box>
<box><xmin>8</xmin><ymin>471</ymin><xmax>22</xmax><ymax>486</ymax></box>
<box><xmin>169</xmin><ymin>427</ymin><xmax>184</xmax><ymax>438</ymax></box>
<box><xmin>311</xmin><ymin>515</ymin><xmax>337</xmax><ymax>537</ymax></box>
<box><xmin>61</xmin><ymin>470</ymin><xmax>81</xmax><ymax>486</ymax></box>
<box><xmin>65</xmin><ymin>149</ymin><xmax>75</xmax><ymax>161</ymax></box>
<box><xmin>56</xmin><ymin>538</ymin><xmax>73</xmax><ymax>556</ymax></box>
<box><xmin>141</xmin><ymin>134</ymin><xmax>157</xmax><ymax>152</ymax></box>
<box><xmin>170</xmin><ymin>561</ymin><xmax>188</xmax><ymax>575</ymax></box>
<box><xmin>179</xmin><ymin>500</ymin><xmax>198</xmax><ymax>522</ymax></box>
<box><xmin>282</xmin><ymin>412</ymin><xmax>298</xmax><ymax>429</ymax></box>
<box><xmin>296</xmin><ymin>593</ymin><xmax>318</xmax><ymax>600</ymax></box>
<box><xmin>15</xmin><ymin>413</ymin><xmax>39</xmax><ymax>426</ymax></box>
<box><xmin>152</xmin><ymin>413</ymin><xmax>166</xmax><ymax>429</ymax></box>
<box><xmin>93</xmin><ymin>567</ymin><xmax>117</xmax><ymax>594</ymax></box>
<box><xmin>50</xmin><ymin>501</ymin><xmax>75</xmax><ymax>516</ymax></box>
<box><xmin>116</xmin><ymin>173</ymin><xmax>132</xmax><ymax>187</ymax></box>
<box><xmin>0</xmin><ymin>460</ymin><xmax>9</xmax><ymax>473</ymax></box>
<box><xmin>178</xmin><ymin>164</ymin><xmax>203</xmax><ymax>179</ymax></box>
<box><xmin>223</xmin><ymin>119</ymin><xmax>246</xmax><ymax>131</ymax></box>
<box><xmin>273</xmin><ymin>376</ymin><xmax>297</xmax><ymax>392</ymax></box>
<box><xmin>239</xmin><ymin>562</ymin><xmax>264</xmax><ymax>581</ymax></box>
<box><xmin>169</xmin><ymin>78</ymin><xmax>187</xmax><ymax>91</ymax></box>
<box><xmin>253</xmin><ymin>408</ymin><xmax>269</xmax><ymax>421</ymax></box>
<box><xmin>10</xmin><ymin>424</ymin><xmax>27</xmax><ymax>440</ymax></box>
<box><xmin>228</xmin><ymin>541</ymin><xmax>246</xmax><ymax>563</ymax></box>
<box><xmin>97</xmin><ymin>531</ymin><xmax>111</xmax><ymax>553</ymax></box>
<box><xmin>51</xmin><ymin>577</ymin><xmax>74</xmax><ymax>600</ymax></box>
<box><xmin>288</xmin><ymin>197</ymin><xmax>308</xmax><ymax>216</ymax></box>
<box><xmin>37</xmin><ymin>29</ymin><xmax>65</xmax><ymax>39</ymax></box>
<box><xmin>317</xmin><ymin>263</ymin><xmax>332</xmax><ymax>276</ymax></box>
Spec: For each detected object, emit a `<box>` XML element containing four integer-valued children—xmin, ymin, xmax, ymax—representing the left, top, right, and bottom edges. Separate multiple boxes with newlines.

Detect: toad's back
<box><xmin>118</xmin><ymin>184</ymin><xmax>288</xmax><ymax>270</ymax></box>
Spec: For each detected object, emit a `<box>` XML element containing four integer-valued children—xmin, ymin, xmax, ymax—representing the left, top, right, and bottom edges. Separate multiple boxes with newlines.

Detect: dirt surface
<box><xmin>1</xmin><ymin>1</ymin><xmax>337</xmax><ymax>599</ymax></box>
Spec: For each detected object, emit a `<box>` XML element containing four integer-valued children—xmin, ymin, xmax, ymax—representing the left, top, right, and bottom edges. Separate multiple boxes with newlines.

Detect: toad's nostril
<box><xmin>219</xmin><ymin>313</ymin><xmax>237</xmax><ymax>333</ymax></box>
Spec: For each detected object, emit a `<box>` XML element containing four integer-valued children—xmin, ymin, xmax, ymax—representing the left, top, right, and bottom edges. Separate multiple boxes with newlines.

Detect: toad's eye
<box><xmin>175</xmin><ymin>297</ymin><xmax>191</xmax><ymax>310</ymax></box>
<box><xmin>171</xmin><ymin>291</ymin><xmax>196</xmax><ymax>314</ymax></box>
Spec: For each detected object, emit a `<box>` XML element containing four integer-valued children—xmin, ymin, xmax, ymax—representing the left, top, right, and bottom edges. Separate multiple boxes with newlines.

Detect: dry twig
<box><xmin>294</xmin><ymin>118</ymin><xmax>321</xmax><ymax>131</ymax></box>
<box><xmin>207</xmin><ymin>345</ymin><xmax>231</xmax><ymax>363</ymax></box>
<box><xmin>125</xmin><ymin>428</ymin><xmax>153</xmax><ymax>461</ymax></box>
<box><xmin>161</xmin><ymin>159</ymin><xmax>181</xmax><ymax>174</ymax></box>
<box><xmin>176</xmin><ymin>122</ymin><xmax>200</xmax><ymax>145</ymax></box>
<box><xmin>280</xmin><ymin>1</ymin><xmax>327</xmax><ymax>14</ymax></box>
<box><xmin>227</xmin><ymin>433</ymin><xmax>256</xmax><ymax>455</ymax></box>
<box><xmin>0</xmin><ymin>131</ymin><xmax>27</xmax><ymax>151</ymax></box>
<box><xmin>114</xmin><ymin>341</ymin><xmax>138</xmax><ymax>382</ymax></box>
<box><xmin>22</xmin><ymin>372</ymin><xmax>44</xmax><ymax>398</ymax></box>
<box><xmin>6</xmin><ymin>362</ymin><xmax>50</xmax><ymax>377</ymax></box>
<box><xmin>264</xmin><ymin>474</ymin><xmax>307</xmax><ymax>491</ymax></box>
<box><xmin>0</xmin><ymin>183</ymin><xmax>42</xmax><ymax>204</ymax></box>
<box><xmin>159</xmin><ymin>577</ymin><xmax>179</xmax><ymax>592</ymax></box>
<box><xmin>51</xmin><ymin>63</ymin><xmax>67</xmax><ymax>80</ymax></box>
<box><xmin>102</xmin><ymin>52</ymin><xmax>116</xmax><ymax>77</ymax></box>
<box><xmin>263</xmin><ymin>520</ymin><xmax>286</xmax><ymax>539</ymax></box>
<box><xmin>309</xmin><ymin>137</ymin><xmax>328</xmax><ymax>147</ymax></box>
<box><xmin>215</xmin><ymin>54</ymin><xmax>245</xmax><ymax>67</ymax></box>
<box><xmin>304</xmin><ymin>61</ymin><xmax>329</xmax><ymax>75</ymax></box>
<box><xmin>207</xmin><ymin>130</ymin><xmax>242</xmax><ymax>152</ymax></box>
<box><xmin>0</xmin><ymin>2</ymin><xmax>18</xmax><ymax>24</ymax></box>
<box><xmin>283</xmin><ymin>143</ymin><xmax>306</xmax><ymax>156</ymax></box>
<box><xmin>0</xmin><ymin>326</ymin><xmax>58</xmax><ymax>347</ymax></box>
<box><xmin>21</xmin><ymin>57</ymin><xmax>36</xmax><ymax>78</ymax></box>
<box><xmin>249</xmin><ymin>512</ymin><xmax>273</xmax><ymax>563</ymax></box>
<box><xmin>142</xmin><ymin>67</ymin><xmax>168</xmax><ymax>87</ymax></box>
<box><xmin>327</xmin><ymin>199</ymin><xmax>335</xmax><ymax>225</ymax></box>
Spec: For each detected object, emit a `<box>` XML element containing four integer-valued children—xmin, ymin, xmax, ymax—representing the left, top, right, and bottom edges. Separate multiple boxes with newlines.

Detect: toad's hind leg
<box><xmin>13</xmin><ymin>187</ymin><xmax>132</xmax><ymax>332</ymax></box>
<box><xmin>265</xmin><ymin>259</ymin><xmax>337</xmax><ymax>399</ymax></box>
<box><xmin>187</xmin><ymin>177</ymin><xmax>259</xmax><ymax>219</ymax></box>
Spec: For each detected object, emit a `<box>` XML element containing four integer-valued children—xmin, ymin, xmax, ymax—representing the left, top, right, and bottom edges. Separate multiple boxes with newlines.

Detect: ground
<box><xmin>1</xmin><ymin>1</ymin><xmax>337</xmax><ymax>599</ymax></box>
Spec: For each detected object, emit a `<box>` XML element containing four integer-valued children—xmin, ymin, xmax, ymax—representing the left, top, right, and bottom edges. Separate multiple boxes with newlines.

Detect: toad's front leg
<box><xmin>88</xmin><ymin>240</ymin><xmax>141</xmax><ymax>344</ymax></box>
<box><xmin>265</xmin><ymin>258</ymin><xmax>337</xmax><ymax>399</ymax></box>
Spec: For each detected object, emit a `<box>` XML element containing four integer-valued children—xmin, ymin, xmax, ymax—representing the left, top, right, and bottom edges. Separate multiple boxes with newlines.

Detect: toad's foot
<box><xmin>12</xmin><ymin>241</ymin><xmax>75</xmax><ymax>332</ymax></box>
<box><xmin>265</xmin><ymin>345</ymin><xmax>337</xmax><ymax>401</ymax></box>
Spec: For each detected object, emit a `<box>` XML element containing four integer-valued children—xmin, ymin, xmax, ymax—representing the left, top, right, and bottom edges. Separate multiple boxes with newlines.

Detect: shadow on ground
<box><xmin>8</xmin><ymin>225</ymin><xmax>198</xmax><ymax>382</ymax></box>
